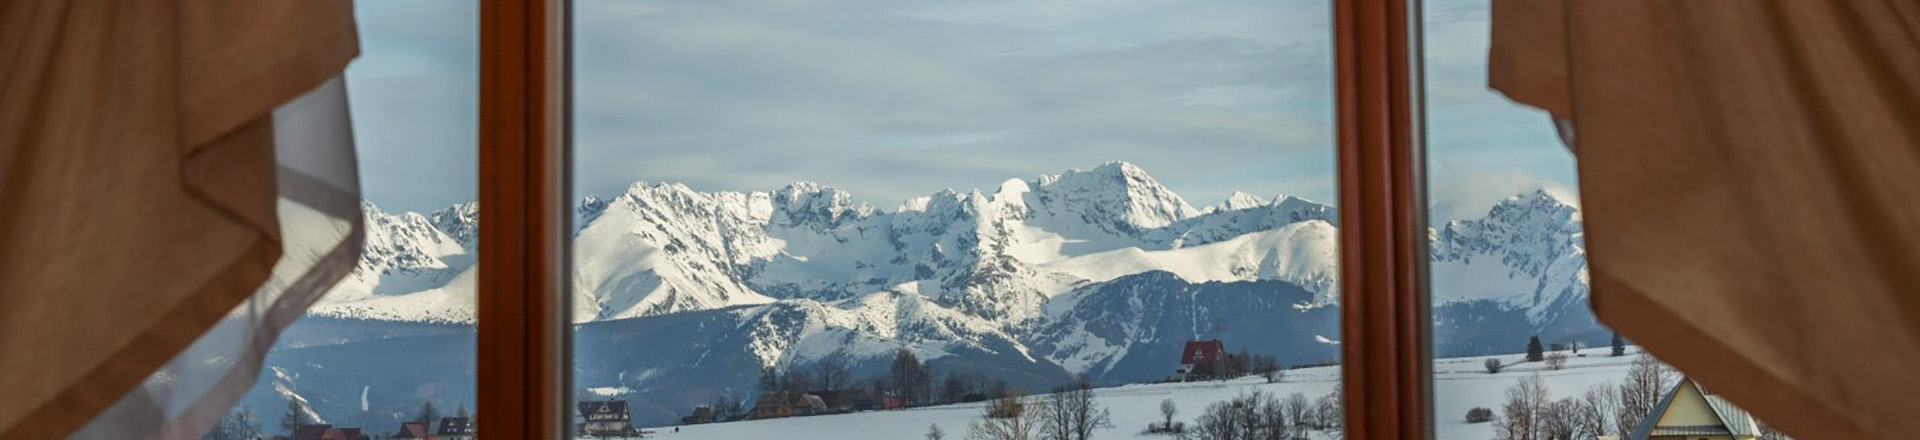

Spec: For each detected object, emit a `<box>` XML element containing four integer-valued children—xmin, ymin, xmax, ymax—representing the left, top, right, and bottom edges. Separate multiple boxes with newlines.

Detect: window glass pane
<box><xmin>193</xmin><ymin>1</ymin><xmax>480</xmax><ymax>439</ymax></box>
<box><xmin>571</xmin><ymin>0</ymin><xmax>1343</xmax><ymax>438</ymax></box>
<box><xmin>1419</xmin><ymin>1</ymin><xmax>1784</xmax><ymax>439</ymax></box>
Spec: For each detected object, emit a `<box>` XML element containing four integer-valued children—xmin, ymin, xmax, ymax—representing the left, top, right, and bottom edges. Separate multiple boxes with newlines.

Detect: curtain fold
<box><xmin>0</xmin><ymin>1</ymin><xmax>359</xmax><ymax>439</ymax></box>
<box><xmin>1489</xmin><ymin>1</ymin><xmax>1920</xmax><ymax>439</ymax></box>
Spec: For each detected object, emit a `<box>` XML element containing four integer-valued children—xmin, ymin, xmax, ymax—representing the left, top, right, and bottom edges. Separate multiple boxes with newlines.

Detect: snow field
<box><xmin>651</xmin><ymin>347</ymin><xmax>1645</xmax><ymax>440</ymax></box>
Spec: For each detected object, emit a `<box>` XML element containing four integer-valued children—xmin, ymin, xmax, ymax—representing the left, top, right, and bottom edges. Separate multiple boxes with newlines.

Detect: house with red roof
<box><xmin>1175</xmin><ymin>339</ymin><xmax>1226</xmax><ymax>381</ymax></box>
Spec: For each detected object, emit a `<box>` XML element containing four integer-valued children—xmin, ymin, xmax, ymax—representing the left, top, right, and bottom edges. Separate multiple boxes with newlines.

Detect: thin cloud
<box><xmin>341</xmin><ymin>0</ymin><xmax>1574</xmax><ymax>218</ymax></box>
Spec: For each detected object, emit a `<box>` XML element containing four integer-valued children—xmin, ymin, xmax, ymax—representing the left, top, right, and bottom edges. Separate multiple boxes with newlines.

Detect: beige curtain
<box><xmin>0</xmin><ymin>1</ymin><xmax>360</xmax><ymax>439</ymax></box>
<box><xmin>1489</xmin><ymin>1</ymin><xmax>1920</xmax><ymax>439</ymax></box>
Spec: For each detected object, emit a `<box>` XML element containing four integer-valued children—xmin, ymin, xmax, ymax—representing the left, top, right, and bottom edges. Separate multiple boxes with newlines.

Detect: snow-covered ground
<box><xmin>1433</xmin><ymin>346</ymin><xmax>1647</xmax><ymax>440</ymax></box>
<box><xmin>644</xmin><ymin>346</ymin><xmax>1647</xmax><ymax>440</ymax></box>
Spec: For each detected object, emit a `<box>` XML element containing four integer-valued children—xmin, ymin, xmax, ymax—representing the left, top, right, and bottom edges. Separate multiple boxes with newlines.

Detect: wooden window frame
<box><xmin>473</xmin><ymin>0</ymin><xmax>1428</xmax><ymax>438</ymax></box>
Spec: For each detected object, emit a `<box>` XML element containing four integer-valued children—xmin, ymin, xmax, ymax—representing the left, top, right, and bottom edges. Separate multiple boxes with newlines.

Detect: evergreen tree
<box><xmin>1526</xmin><ymin>336</ymin><xmax>1545</xmax><ymax>362</ymax></box>
<box><xmin>280</xmin><ymin>399</ymin><xmax>309</xmax><ymax>435</ymax></box>
<box><xmin>1611</xmin><ymin>332</ymin><xmax>1626</xmax><ymax>357</ymax></box>
<box><xmin>416</xmin><ymin>401</ymin><xmax>441</xmax><ymax>425</ymax></box>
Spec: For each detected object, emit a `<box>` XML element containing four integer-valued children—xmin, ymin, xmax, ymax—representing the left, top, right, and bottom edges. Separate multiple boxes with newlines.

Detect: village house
<box><xmin>291</xmin><ymin>424</ymin><xmax>370</xmax><ymax>440</ymax></box>
<box><xmin>577</xmin><ymin>399</ymin><xmax>641</xmax><ymax>438</ymax></box>
<box><xmin>389</xmin><ymin>421</ymin><xmax>437</xmax><ymax>440</ymax></box>
<box><xmin>437</xmin><ymin>415</ymin><xmax>476</xmax><ymax>440</ymax></box>
<box><xmin>881</xmin><ymin>394</ymin><xmax>909</xmax><ymax>410</ymax></box>
<box><xmin>1174</xmin><ymin>339</ymin><xmax>1226</xmax><ymax>381</ymax></box>
<box><xmin>811</xmin><ymin>390</ymin><xmax>860</xmax><ymax>413</ymax></box>
<box><xmin>749</xmin><ymin>392</ymin><xmax>829</xmax><ymax>419</ymax></box>
<box><xmin>1621</xmin><ymin>379</ymin><xmax>1764</xmax><ymax>440</ymax></box>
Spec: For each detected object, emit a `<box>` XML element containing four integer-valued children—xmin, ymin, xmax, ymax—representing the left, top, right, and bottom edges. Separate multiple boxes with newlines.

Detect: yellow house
<box><xmin>1627</xmin><ymin>379</ymin><xmax>1763</xmax><ymax>440</ymax></box>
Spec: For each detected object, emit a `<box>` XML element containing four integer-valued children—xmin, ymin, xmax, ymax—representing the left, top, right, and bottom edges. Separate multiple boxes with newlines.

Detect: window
<box><xmin>180</xmin><ymin>2</ymin><xmax>481</xmax><ymax>439</ymax></box>
<box><xmin>1416</xmin><ymin>1</ymin><xmax>1782</xmax><ymax>440</ymax></box>
<box><xmin>568</xmin><ymin>0</ymin><xmax>1344</xmax><ymax>438</ymax></box>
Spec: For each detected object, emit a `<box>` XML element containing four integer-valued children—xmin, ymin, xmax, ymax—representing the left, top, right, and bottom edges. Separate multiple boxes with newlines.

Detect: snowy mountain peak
<box><xmin>1429</xmin><ymin>189</ymin><xmax>1587</xmax><ymax>323</ymax></box>
<box><xmin>1220</xmin><ymin>191</ymin><xmax>1269</xmax><ymax>211</ymax></box>
<box><xmin>576</xmin><ymin>195</ymin><xmax>608</xmax><ymax>227</ymax></box>
<box><xmin>1029</xmin><ymin>161</ymin><xmax>1200</xmax><ymax>234</ymax></box>
<box><xmin>428</xmin><ymin>202</ymin><xmax>478</xmax><ymax>249</ymax></box>
<box><xmin>1475</xmin><ymin>189</ymin><xmax>1582</xmax><ymax>235</ymax></box>
<box><xmin>772</xmin><ymin>182</ymin><xmax>876</xmax><ymax>229</ymax></box>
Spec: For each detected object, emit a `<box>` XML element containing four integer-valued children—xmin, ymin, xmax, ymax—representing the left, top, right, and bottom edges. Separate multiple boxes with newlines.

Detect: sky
<box><xmin>346</xmin><ymin>0</ymin><xmax>1576</xmax><ymax>223</ymax></box>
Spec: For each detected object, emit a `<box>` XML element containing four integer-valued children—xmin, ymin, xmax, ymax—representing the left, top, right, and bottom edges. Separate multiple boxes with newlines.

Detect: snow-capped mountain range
<box><xmin>309</xmin><ymin>161</ymin><xmax>1592</xmax><ymax>362</ymax></box>
<box><xmin>249</xmin><ymin>161</ymin><xmax>1597</xmax><ymax>427</ymax></box>
<box><xmin>314</xmin><ymin>161</ymin><xmax>1342</xmax><ymax>324</ymax></box>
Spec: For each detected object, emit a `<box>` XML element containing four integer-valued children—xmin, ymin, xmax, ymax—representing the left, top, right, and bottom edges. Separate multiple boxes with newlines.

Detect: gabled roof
<box><xmin>1628</xmin><ymin>380</ymin><xmax>1762</xmax><ymax>440</ymax></box>
<box><xmin>800</xmin><ymin>394</ymin><xmax>827</xmax><ymax>410</ymax></box>
<box><xmin>1181</xmin><ymin>339</ymin><xmax>1225</xmax><ymax>364</ymax></box>
<box><xmin>438</xmin><ymin>416</ymin><xmax>475</xmax><ymax>435</ymax></box>
<box><xmin>392</xmin><ymin>421</ymin><xmax>432</xmax><ymax>439</ymax></box>
<box><xmin>293</xmin><ymin>424</ymin><xmax>336</xmax><ymax>440</ymax></box>
<box><xmin>1702</xmin><ymin>393</ymin><xmax>1762</xmax><ymax>436</ymax></box>
<box><xmin>577</xmin><ymin>400</ymin><xmax>630</xmax><ymax>418</ymax></box>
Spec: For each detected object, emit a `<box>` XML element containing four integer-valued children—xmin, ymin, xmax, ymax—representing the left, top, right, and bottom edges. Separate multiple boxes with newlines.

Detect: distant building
<box><xmin>750</xmin><ymin>392</ymin><xmax>830</xmax><ymax>419</ymax></box>
<box><xmin>881</xmin><ymin>394</ymin><xmax>909</xmax><ymax>410</ymax></box>
<box><xmin>811</xmin><ymin>390</ymin><xmax>859</xmax><ymax>413</ymax></box>
<box><xmin>437</xmin><ymin>415</ymin><xmax>476</xmax><ymax>440</ymax></box>
<box><xmin>680</xmin><ymin>406</ymin><xmax>714</xmax><ymax>425</ymax></box>
<box><xmin>389</xmin><ymin>422</ymin><xmax>434</xmax><ymax>439</ymax></box>
<box><xmin>293</xmin><ymin>424</ymin><xmax>370</xmax><ymax>440</ymax></box>
<box><xmin>577</xmin><ymin>400</ymin><xmax>641</xmax><ymax>438</ymax></box>
<box><xmin>1175</xmin><ymin>339</ymin><xmax>1226</xmax><ymax>381</ymax></box>
<box><xmin>1625</xmin><ymin>379</ymin><xmax>1763</xmax><ymax>440</ymax></box>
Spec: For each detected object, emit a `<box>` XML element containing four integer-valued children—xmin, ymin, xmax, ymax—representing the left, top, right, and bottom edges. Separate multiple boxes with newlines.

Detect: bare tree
<box><xmin>1545</xmin><ymin>352</ymin><xmax>1569</xmax><ymax>370</ymax></box>
<box><xmin>712</xmin><ymin>391</ymin><xmax>745</xmax><ymax>421</ymax></box>
<box><xmin>1159</xmin><ymin>398</ymin><xmax>1178</xmax><ymax>432</ymax></box>
<box><xmin>1485</xmin><ymin>358</ymin><xmax>1504</xmax><ymax>374</ymax></box>
<box><xmin>1540</xmin><ymin>398</ymin><xmax>1578</xmax><ymax>440</ymax></box>
<box><xmin>203</xmin><ymin>408</ymin><xmax>262</xmax><ymax>440</ymax></box>
<box><xmin>928</xmin><ymin>423</ymin><xmax>947</xmax><ymax>440</ymax></box>
<box><xmin>1039</xmin><ymin>387</ymin><xmax>1074</xmax><ymax>440</ymax></box>
<box><xmin>969</xmin><ymin>392</ymin><xmax>1038</xmax><ymax>440</ymax></box>
<box><xmin>1281</xmin><ymin>393</ymin><xmax>1312</xmax><ymax>431</ymax></box>
<box><xmin>892</xmin><ymin>349</ymin><xmax>933</xmax><ymax>406</ymax></box>
<box><xmin>1578</xmin><ymin>383</ymin><xmax>1616</xmax><ymax>439</ymax></box>
<box><xmin>1313</xmin><ymin>388</ymin><xmax>1344</xmax><ymax>437</ymax></box>
<box><xmin>1617</xmin><ymin>353</ymin><xmax>1674</xmax><ymax>438</ymax></box>
<box><xmin>1496</xmin><ymin>374</ymin><xmax>1550</xmax><ymax>440</ymax></box>
<box><xmin>1061</xmin><ymin>377</ymin><xmax>1112</xmax><ymax>440</ymax></box>
<box><xmin>784</xmin><ymin>368</ymin><xmax>818</xmax><ymax>394</ymax></box>
<box><xmin>816</xmin><ymin>356</ymin><xmax>853</xmax><ymax>392</ymax></box>
<box><xmin>1188</xmin><ymin>390</ymin><xmax>1312</xmax><ymax>440</ymax></box>
<box><xmin>1188</xmin><ymin>392</ymin><xmax>1256</xmax><ymax>440</ymax></box>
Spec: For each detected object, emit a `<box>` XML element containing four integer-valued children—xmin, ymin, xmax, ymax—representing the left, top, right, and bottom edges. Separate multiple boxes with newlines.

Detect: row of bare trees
<box><xmin>1179</xmin><ymin>389</ymin><xmax>1343</xmax><ymax>440</ymax></box>
<box><xmin>961</xmin><ymin>376</ymin><xmax>1114</xmax><ymax>440</ymax></box>
<box><xmin>756</xmin><ymin>349</ymin><xmax>1010</xmax><ymax>410</ymax></box>
<box><xmin>1489</xmin><ymin>353</ymin><xmax>1674</xmax><ymax>440</ymax></box>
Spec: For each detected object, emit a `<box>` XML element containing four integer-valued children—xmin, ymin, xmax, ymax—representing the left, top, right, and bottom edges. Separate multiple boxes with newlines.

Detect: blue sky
<box><xmin>346</xmin><ymin>0</ymin><xmax>1575</xmax><ymax>222</ymax></box>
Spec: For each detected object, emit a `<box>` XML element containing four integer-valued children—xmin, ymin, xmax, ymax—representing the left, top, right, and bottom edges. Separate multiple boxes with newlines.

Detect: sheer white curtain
<box><xmin>66</xmin><ymin>78</ymin><xmax>365</xmax><ymax>440</ymax></box>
